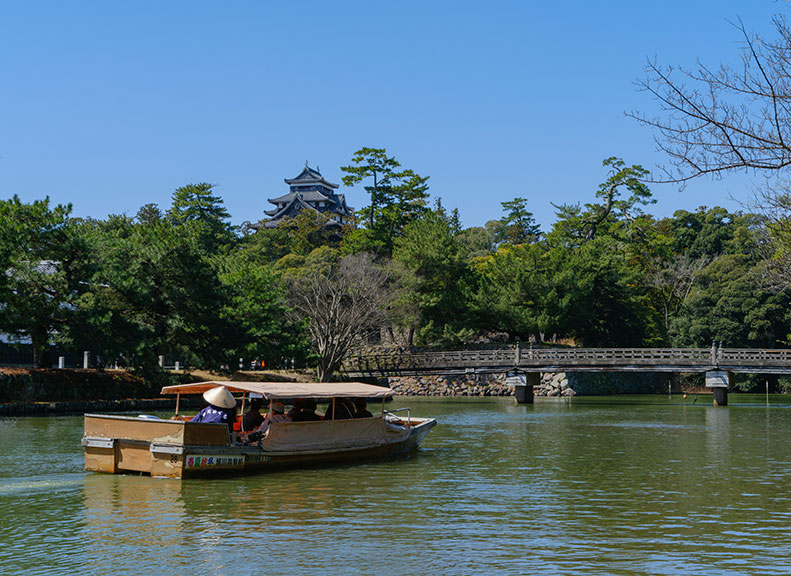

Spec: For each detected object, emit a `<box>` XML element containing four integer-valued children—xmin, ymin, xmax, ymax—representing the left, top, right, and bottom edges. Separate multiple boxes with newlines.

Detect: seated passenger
<box><xmin>287</xmin><ymin>398</ymin><xmax>304</xmax><ymax>420</ymax></box>
<box><xmin>291</xmin><ymin>398</ymin><xmax>322</xmax><ymax>422</ymax></box>
<box><xmin>244</xmin><ymin>400</ymin><xmax>291</xmax><ymax>443</ymax></box>
<box><xmin>324</xmin><ymin>397</ymin><xmax>354</xmax><ymax>420</ymax></box>
<box><xmin>190</xmin><ymin>386</ymin><xmax>237</xmax><ymax>431</ymax></box>
<box><xmin>269</xmin><ymin>400</ymin><xmax>290</xmax><ymax>424</ymax></box>
<box><xmin>353</xmin><ymin>398</ymin><xmax>373</xmax><ymax>418</ymax></box>
<box><xmin>242</xmin><ymin>393</ymin><xmax>265</xmax><ymax>432</ymax></box>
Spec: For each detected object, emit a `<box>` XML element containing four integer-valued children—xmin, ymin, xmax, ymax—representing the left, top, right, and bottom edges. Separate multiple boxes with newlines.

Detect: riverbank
<box><xmin>0</xmin><ymin>367</ymin><xmax>718</xmax><ymax>415</ymax></box>
<box><xmin>0</xmin><ymin>367</ymin><xmax>315</xmax><ymax>415</ymax></box>
<box><xmin>387</xmin><ymin>371</ymin><xmax>677</xmax><ymax>397</ymax></box>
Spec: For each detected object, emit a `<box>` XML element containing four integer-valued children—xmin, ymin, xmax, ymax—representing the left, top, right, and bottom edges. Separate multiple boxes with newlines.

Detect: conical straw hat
<box><xmin>203</xmin><ymin>386</ymin><xmax>236</xmax><ymax>409</ymax></box>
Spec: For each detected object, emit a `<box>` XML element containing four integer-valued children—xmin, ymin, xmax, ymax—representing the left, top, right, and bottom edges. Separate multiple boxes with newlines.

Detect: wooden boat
<box><xmin>82</xmin><ymin>381</ymin><xmax>437</xmax><ymax>478</ymax></box>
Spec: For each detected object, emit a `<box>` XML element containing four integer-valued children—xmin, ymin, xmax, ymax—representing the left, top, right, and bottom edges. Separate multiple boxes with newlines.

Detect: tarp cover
<box><xmin>261</xmin><ymin>418</ymin><xmax>410</xmax><ymax>452</ymax></box>
<box><xmin>160</xmin><ymin>380</ymin><xmax>394</xmax><ymax>400</ymax></box>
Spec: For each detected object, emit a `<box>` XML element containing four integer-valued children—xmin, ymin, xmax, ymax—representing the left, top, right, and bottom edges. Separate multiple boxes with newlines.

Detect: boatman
<box><xmin>190</xmin><ymin>386</ymin><xmax>237</xmax><ymax>431</ymax></box>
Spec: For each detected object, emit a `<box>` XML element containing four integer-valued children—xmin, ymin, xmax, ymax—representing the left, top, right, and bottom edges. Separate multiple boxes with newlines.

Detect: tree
<box><xmin>285</xmin><ymin>252</ymin><xmax>396</xmax><ymax>381</ymax></box>
<box><xmin>632</xmin><ymin>13</ymin><xmax>791</xmax><ymax>291</ymax></box>
<box><xmin>664</xmin><ymin>207</ymin><xmax>762</xmax><ymax>259</ymax></box>
<box><xmin>469</xmin><ymin>242</ymin><xmax>554</xmax><ymax>341</ymax></box>
<box><xmin>340</xmin><ymin>147</ymin><xmax>430</xmax><ymax>255</ymax></box>
<box><xmin>647</xmin><ymin>254</ymin><xmax>710</xmax><ymax>336</ymax></box>
<box><xmin>136</xmin><ymin>203</ymin><xmax>163</xmax><ymax>225</ymax></box>
<box><xmin>671</xmin><ymin>254</ymin><xmax>791</xmax><ymax>348</ymax></box>
<box><xmin>217</xmin><ymin>250</ymin><xmax>311</xmax><ymax>369</ymax></box>
<box><xmin>632</xmin><ymin>16</ymin><xmax>791</xmax><ymax>183</ymax></box>
<box><xmin>555</xmin><ymin>237</ymin><xmax>658</xmax><ymax>346</ymax></box>
<box><xmin>276</xmin><ymin>210</ymin><xmax>339</xmax><ymax>256</ymax></box>
<box><xmin>167</xmin><ymin>183</ymin><xmax>234</xmax><ymax>252</ymax></box>
<box><xmin>494</xmin><ymin>197</ymin><xmax>541</xmax><ymax>245</ymax></box>
<box><xmin>74</xmin><ymin>216</ymin><xmax>234</xmax><ymax>372</ymax></box>
<box><xmin>340</xmin><ymin>148</ymin><xmax>400</xmax><ymax>230</ymax></box>
<box><xmin>393</xmin><ymin>207</ymin><xmax>475</xmax><ymax>346</ymax></box>
<box><xmin>552</xmin><ymin>157</ymin><xmax>654</xmax><ymax>244</ymax></box>
<box><xmin>0</xmin><ymin>196</ymin><xmax>89</xmax><ymax>366</ymax></box>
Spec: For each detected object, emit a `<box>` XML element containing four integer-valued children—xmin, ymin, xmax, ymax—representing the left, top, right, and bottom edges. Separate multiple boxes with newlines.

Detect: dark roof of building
<box><xmin>267</xmin><ymin>189</ymin><xmax>334</xmax><ymax>205</ymax></box>
<box><xmin>257</xmin><ymin>164</ymin><xmax>354</xmax><ymax>231</ymax></box>
<box><xmin>258</xmin><ymin>195</ymin><xmax>345</xmax><ymax>229</ymax></box>
<box><xmin>284</xmin><ymin>164</ymin><xmax>339</xmax><ymax>189</ymax></box>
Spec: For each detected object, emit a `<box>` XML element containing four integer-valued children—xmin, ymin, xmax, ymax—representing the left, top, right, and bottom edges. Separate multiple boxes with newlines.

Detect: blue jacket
<box><xmin>190</xmin><ymin>405</ymin><xmax>236</xmax><ymax>430</ymax></box>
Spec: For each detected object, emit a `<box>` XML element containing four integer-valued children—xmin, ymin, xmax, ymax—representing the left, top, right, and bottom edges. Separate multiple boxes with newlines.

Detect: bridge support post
<box><xmin>509</xmin><ymin>371</ymin><xmax>538</xmax><ymax>404</ymax></box>
<box><xmin>705</xmin><ymin>370</ymin><xmax>733</xmax><ymax>406</ymax></box>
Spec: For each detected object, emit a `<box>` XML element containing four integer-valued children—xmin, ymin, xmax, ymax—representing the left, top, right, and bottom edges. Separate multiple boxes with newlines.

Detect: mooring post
<box><xmin>83</xmin><ymin>351</ymin><xmax>89</xmax><ymax>370</ymax></box>
<box><xmin>158</xmin><ymin>355</ymin><xmax>164</xmax><ymax>368</ymax></box>
<box><xmin>58</xmin><ymin>356</ymin><xmax>65</xmax><ymax>369</ymax></box>
<box><xmin>705</xmin><ymin>370</ymin><xmax>732</xmax><ymax>406</ymax></box>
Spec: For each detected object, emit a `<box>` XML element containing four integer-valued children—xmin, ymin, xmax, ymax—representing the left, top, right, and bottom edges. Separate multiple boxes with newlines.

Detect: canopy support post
<box><xmin>175</xmin><ymin>392</ymin><xmax>180</xmax><ymax>416</ymax></box>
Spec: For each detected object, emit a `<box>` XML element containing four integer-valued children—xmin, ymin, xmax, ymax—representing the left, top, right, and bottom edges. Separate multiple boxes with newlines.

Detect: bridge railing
<box><xmin>519</xmin><ymin>347</ymin><xmax>713</xmax><ymax>365</ymax></box>
<box><xmin>342</xmin><ymin>346</ymin><xmax>791</xmax><ymax>375</ymax></box>
<box><xmin>719</xmin><ymin>348</ymin><xmax>791</xmax><ymax>364</ymax></box>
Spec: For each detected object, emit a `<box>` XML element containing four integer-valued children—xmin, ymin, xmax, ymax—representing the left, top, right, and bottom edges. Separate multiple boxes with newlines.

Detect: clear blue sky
<box><xmin>0</xmin><ymin>1</ymin><xmax>783</xmax><ymax>230</ymax></box>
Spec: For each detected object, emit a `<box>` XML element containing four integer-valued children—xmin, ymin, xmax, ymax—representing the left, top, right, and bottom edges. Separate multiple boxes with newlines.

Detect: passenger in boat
<box><xmin>190</xmin><ymin>386</ymin><xmax>237</xmax><ymax>431</ymax></box>
<box><xmin>269</xmin><ymin>400</ymin><xmax>290</xmax><ymax>424</ymax></box>
<box><xmin>324</xmin><ymin>397</ymin><xmax>354</xmax><ymax>420</ymax></box>
<box><xmin>242</xmin><ymin>393</ymin><xmax>265</xmax><ymax>432</ymax></box>
<box><xmin>255</xmin><ymin>400</ymin><xmax>290</xmax><ymax>433</ymax></box>
<box><xmin>286</xmin><ymin>398</ymin><xmax>303</xmax><ymax>420</ymax></box>
<box><xmin>291</xmin><ymin>398</ymin><xmax>322</xmax><ymax>422</ymax></box>
<box><xmin>353</xmin><ymin>398</ymin><xmax>373</xmax><ymax>419</ymax></box>
<box><xmin>242</xmin><ymin>400</ymin><xmax>291</xmax><ymax>443</ymax></box>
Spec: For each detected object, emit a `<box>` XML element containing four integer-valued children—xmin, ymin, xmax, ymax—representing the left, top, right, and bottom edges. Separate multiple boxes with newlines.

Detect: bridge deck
<box><xmin>342</xmin><ymin>347</ymin><xmax>791</xmax><ymax>377</ymax></box>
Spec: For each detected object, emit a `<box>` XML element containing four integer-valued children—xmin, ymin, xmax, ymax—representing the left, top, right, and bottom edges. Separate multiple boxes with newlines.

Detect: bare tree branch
<box><xmin>630</xmin><ymin>16</ymin><xmax>791</xmax><ymax>183</ymax></box>
<box><xmin>285</xmin><ymin>253</ymin><xmax>399</xmax><ymax>381</ymax></box>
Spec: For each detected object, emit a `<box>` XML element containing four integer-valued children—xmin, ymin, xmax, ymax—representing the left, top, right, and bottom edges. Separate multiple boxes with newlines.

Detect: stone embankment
<box><xmin>534</xmin><ymin>373</ymin><xmax>576</xmax><ymax>397</ymax></box>
<box><xmin>388</xmin><ymin>374</ymin><xmax>511</xmax><ymax>396</ymax></box>
<box><xmin>388</xmin><ymin>371</ymin><xmax>670</xmax><ymax>397</ymax></box>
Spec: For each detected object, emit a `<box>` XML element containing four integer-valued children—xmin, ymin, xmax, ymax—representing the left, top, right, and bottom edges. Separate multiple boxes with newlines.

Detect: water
<box><xmin>2</xmin><ymin>396</ymin><xmax>791</xmax><ymax>575</ymax></box>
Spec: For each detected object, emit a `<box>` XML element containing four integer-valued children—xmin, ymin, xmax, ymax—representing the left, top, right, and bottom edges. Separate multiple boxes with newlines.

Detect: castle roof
<box><xmin>267</xmin><ymin>189</ymin><xmax>333</xmax><ymax>206</ymax></box>
<box><xmin>257</xmin><ymin>163</ymin><xmax>353</xmax><ymax>231</ymax></box>
<box><xmin>284</xmin><ymin>164</ymin><xmax>339</xmax><ymax>189</ymax></box>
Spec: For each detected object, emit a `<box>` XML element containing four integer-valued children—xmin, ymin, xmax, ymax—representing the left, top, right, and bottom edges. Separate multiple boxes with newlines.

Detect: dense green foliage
<box><xmin>1</xmin><ymin>151</ymin><xmax>788</xmax><ymax>381</ymax></box>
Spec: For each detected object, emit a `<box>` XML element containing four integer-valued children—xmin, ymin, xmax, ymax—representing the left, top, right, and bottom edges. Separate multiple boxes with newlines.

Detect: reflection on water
<box><xmin>3</xmin><ymin>398</ymin><xmax>791</xmax><ymax>575</ymax></box>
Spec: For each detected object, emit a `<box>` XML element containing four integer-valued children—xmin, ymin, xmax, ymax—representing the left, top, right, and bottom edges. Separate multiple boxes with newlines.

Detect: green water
<box><xmin>2</xmin><ymin>395</ymin><xmax>791</xmax><ymax>575</ymax></box>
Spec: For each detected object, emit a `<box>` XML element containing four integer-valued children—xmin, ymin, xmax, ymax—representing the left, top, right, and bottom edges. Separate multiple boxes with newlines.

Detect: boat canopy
<box><xmin>160</xmin><ymin>380</ymin><xmax>394</xmax><ymax>400</ymax></box>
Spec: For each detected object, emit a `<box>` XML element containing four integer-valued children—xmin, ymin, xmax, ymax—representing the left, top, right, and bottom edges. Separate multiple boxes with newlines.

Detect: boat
<box><xmin>82</xmin><ymin>380</ymin><xmax>437</xmax><ymax>478</ymax></box>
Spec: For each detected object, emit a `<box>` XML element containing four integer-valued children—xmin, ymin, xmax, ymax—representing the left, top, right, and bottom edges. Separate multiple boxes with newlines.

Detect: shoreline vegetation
<box><xmin>0</xmin><ymin>367</ymin><xmax>314</xmax><ymax>415</ymax></box>
<box><xmin>0</xmin><ymin>366</ymin><xmax>719</xmax><ymax>416</ymax></box>
<box><xmin>2</xmin><ymin>147</ymin><xmax>791</xmax><ymax>392</ymax></box>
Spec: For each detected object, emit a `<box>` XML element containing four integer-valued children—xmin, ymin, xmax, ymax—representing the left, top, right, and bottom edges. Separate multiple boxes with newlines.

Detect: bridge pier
<box><xmin>705</xmin><ymin>370</ymin><xmax>733</xmax><ymax>406</ymax></box>
<box><xmin>509</xmin><ymin>371</ymin><xmax>538</xmax><ymax>404</ymax></box>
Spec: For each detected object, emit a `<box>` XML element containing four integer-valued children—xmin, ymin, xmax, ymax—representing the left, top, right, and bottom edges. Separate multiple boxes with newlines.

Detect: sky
<box><xmin>0</xmin><ymin>1</ymin><xmax>785</xmax><ymax>230</ymax></box>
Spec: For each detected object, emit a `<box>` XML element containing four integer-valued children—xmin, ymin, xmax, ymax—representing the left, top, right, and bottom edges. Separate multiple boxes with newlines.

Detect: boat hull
<box><xmin>83</xmin><ymin>414</ymin><xmax>436</xmax><ymax>478</ymax></box>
